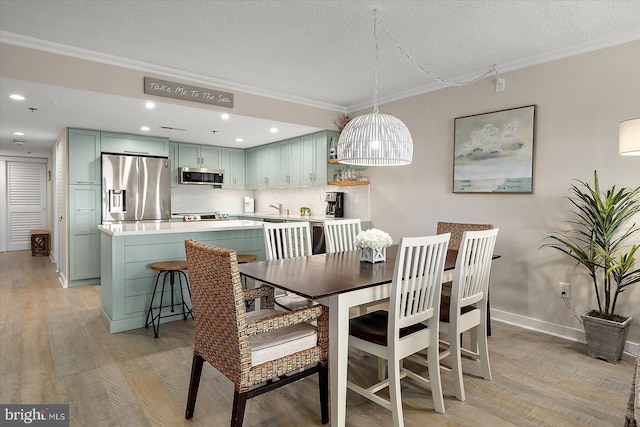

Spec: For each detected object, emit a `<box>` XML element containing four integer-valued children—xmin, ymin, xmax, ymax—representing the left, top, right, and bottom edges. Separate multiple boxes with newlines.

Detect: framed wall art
<box><xmin>453</xmin><ymin>105</ymin><xmax>536</xmax><ymax>193</ymax></box>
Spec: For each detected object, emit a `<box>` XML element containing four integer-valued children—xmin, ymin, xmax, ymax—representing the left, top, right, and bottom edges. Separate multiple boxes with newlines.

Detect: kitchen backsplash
<box><xmin>171</xmin><ymin>185</ymin><xmax>370</xmax><ymax>220</ymax></box>
<box><xmin>254</xmin><ymin>185</ymin><xmax>370</xmax><ymax>220</ymax></box>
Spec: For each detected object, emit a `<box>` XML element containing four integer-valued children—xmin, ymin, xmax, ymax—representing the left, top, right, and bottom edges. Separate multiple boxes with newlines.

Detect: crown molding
<box><xmin>3</xmin><ymin>28</ymin><xmax>638</xmax><ymax>115</ymax></box>
<box><xmin>0</xmin><ymin>31</ymin><xmax>346</xmax><ymax>113</ymax></box>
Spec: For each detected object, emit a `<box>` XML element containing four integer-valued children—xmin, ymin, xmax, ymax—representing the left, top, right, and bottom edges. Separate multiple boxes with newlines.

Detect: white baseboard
<box><xmin>492</xmin><ymin>309</ymin><xmax>639</xmax><ymax>357</ymax></box>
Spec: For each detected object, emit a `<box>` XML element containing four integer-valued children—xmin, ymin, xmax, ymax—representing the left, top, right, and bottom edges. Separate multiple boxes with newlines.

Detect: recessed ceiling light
<box><xmin>140</xmin><ymin>126</ymin><xmax>150</xmax><ymax>131</ymax></box>
<box><xmin>270</xmin><ymin>127</ymin><xmax>278</xmax><ymax>133</ymax></box>
<box><xmin>221</xmin><ymin>113</ymin><xmax>230</xmax><ymax>120</ymax></box>
<box><xmin>145</xmin><ymin>101</ymin><xmax>155</xmax><ymax>109</ymax></box>
<box><xmin>10</xmin><ymin>94</ymin><xmax>25</xmax><ymax>101</ymax></box>
<box><xmin>14</xmin><ymin>132</ymin><xmax>24</xmax><ymax>136</ymax></box>
<box><xmin>235</xmin><ymin>138</ymin><xmax>243</xmax><ymax>142</ymax></box>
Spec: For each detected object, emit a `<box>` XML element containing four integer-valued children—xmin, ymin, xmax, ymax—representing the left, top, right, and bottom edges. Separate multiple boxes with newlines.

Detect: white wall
<box><xmin>364</xmin><ymin>41</ymin><xmax>640</xmax><ymax>349</ymax></box>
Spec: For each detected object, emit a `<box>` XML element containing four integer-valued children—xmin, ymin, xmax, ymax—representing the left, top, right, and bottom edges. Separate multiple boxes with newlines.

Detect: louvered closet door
<box><xmin>7</xmin><ymin>162</ymin><xmax>46</xmax><ymax>251</ymax></box>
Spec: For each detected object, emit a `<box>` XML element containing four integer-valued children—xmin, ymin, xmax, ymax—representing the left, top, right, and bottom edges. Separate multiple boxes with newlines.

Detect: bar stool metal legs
<box><xmin>145</xmin><ymin>261</ymin><xmax>193</xmax><ymax>338</ymax></box>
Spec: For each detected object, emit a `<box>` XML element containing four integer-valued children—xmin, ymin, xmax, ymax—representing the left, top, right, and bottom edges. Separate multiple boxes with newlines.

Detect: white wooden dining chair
<box><xmin>323</xmin><ymin>219</ymin><xmax>362</xmax><ymax>254</ymax></box>
<box><xmin>439</xmin><ymin>228</ymin><xmax>499</xmax><ymax>402</ymax></box>
<box><xmin>263</xmin><ymin>221</ymin><xmax>315</xmax><ymax>311</ymax></box>
<box><xmin>347</xmin><ymin>233</ymin><xmax>451</xmax><ymax>426</ymax></box>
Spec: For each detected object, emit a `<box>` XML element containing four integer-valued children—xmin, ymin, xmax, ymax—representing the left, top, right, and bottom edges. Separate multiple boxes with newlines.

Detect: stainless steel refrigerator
<box><xmin>102</xmin><ymin>154</ymin><xmax>171</xmax><ymax>223</ymax></box>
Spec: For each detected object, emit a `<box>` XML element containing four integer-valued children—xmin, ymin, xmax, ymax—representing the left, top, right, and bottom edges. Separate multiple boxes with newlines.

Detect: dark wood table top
<box><xmin>238</xmin><ymin>247</ymin><xmax>463</xmax><ymax>300</ymax></box>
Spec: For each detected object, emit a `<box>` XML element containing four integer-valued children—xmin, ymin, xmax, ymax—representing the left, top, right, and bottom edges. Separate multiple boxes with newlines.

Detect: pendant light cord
<box><xmin>374</xmin><ymin>9</ymin><xmax>497</xmax><ymax>87</ymax></box>
<box><xmin>373</xmin><ymin>9</ymin><xmax>380</xmax><ymax>114</ymax></box>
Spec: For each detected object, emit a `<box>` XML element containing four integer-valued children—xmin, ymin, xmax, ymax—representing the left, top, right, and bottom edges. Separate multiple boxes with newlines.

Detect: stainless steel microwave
<box><xmin>179</xmin><ymin>167</ymin><xmax>224</xmax><ymax>187</ymax></box>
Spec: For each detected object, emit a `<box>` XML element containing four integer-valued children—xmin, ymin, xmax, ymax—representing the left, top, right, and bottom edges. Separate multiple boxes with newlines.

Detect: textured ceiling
<box><xmin>1</xmin><ymin>0</ymin><xmax>640</xmax><ymax>156</ymax></box>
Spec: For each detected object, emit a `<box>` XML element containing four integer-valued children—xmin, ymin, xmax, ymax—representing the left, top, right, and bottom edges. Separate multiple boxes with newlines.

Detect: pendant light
<box><xmin>619</xmin><ymin>117</ymin><xmax>640</xmax><ymax>156</ymax></box>
<box><xmin>337</xmin><ymin>10</ymin><xmax>413</xmax><ymax>166</ymax></box>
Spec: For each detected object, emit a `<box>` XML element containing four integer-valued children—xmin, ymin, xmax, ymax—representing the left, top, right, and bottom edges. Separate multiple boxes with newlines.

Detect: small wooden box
<box><xmin>31</xmin><ymin>229</ymin><xmax>50</xmax><ymax>257</ymax></box>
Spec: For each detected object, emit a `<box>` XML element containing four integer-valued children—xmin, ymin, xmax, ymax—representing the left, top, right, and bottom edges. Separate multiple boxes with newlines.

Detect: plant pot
<box><xmin>581</xmin><ymin>311</ymin><xmax>633</xmax><ymax>364</ymax></box>
<box><xmin>359</xmin><ymin>247</ymin><xmax>386</xmax><ymax>263</ymax></box>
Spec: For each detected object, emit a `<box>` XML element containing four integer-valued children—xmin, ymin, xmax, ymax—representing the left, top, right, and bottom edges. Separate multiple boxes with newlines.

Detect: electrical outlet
<box><xmin>558</xmin><ymin>282</ymin><xmax>571</xmax><ymax>299</ymax></box>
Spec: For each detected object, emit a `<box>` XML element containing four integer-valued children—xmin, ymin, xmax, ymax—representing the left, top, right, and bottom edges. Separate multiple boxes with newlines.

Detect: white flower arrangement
<box><xmin>354</xmin><ymin>228</ymin><xmax>393</xmax><ymax>250</ymax></box>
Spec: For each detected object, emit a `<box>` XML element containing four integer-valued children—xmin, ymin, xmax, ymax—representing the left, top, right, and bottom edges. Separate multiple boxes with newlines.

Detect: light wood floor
<box><xmin>0</xmin><ymin>251</ymin><xmax>635</xmax><ymax>426</ymax></box>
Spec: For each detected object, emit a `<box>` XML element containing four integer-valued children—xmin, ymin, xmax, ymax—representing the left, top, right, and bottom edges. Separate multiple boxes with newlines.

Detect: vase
<box><xmin>360</xmin><ymin>247</ymin><xmax>386</xmax><ymax>263</ymax></box>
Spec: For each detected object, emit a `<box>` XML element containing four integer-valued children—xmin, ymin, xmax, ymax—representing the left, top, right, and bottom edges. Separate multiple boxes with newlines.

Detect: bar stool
<box><xmin>145</xmin><ymin>260</ymin><xmax>193</xmax><ymax>338</ymax></box>
<box><xmin>237</xmin><ymin>254</ymin><xmax>258</xmax><ymax>309</ymax></box>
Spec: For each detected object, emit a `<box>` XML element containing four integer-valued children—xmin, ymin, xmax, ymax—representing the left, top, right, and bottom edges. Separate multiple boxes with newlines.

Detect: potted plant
<box><xmin>543</xmin><ymin>171</ymin><xmax>640</xmax><ymax>363</ymax></box>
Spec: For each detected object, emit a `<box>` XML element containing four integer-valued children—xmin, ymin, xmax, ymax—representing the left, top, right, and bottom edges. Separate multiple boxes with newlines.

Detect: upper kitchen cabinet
<box><xmin>178</xmin><ymin>143</ymin><xmax>221</xmax><ymax>169</ymax></box>
<box><xmin>101</xmin><ymin>132</ymin><xmax>169</xmax><ymax>158</ymax></box>
<box><xmin>246</xmin><ymin>145</ymin><xmax>277</xmax><ymax>189</ymax></box>
<box><xmin>68</xmin><ymin>128</ymin><xmax>101</xmax><ymax>185</ymax></box>
<box><xmin>220</xmin><ymin>147</ymin><xmax>245</xmax><ymax>189</ymax></box>
<box><xmin>246</xmin><ymin>147</ymin><xmax>260</xmax><ymax>189</ymax></box>
<box><xmin>246</xmin><ymin>130</ymin><xmax>337</xmax><ymax>189</ymax></box>
<box><xmin>300</xmin><ymin>130</ymin><xmax>336</xmax><ymax>187</ymax></box>
<box><xmin>276</xmin><ymin>137</ymin><xmax>301</xmax><ymax>187</ymax></box>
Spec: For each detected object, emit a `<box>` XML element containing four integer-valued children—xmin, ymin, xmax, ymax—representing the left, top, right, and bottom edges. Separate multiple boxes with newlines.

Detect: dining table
<box><xmin>238</xmin><ymin>246</ymin><xmax>497</xmax><ymax>426</ymax></box>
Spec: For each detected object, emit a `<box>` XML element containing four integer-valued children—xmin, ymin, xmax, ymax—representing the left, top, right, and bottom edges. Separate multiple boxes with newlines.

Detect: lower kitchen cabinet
<box><xmin>100</xmin><ymin>227</ymin><xmax>264</xmax><ymax>333</ymax></box>
<box><xmin>69</xmin><ymin>185</ymin><xmax>101</xmax><ymax>282</ymax></box>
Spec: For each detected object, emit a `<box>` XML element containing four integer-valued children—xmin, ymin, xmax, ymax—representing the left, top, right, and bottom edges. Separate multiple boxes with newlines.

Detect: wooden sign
<box><xmin>144</xmin><ymin>77</ymin><xmax>234</xmax><ymax>108</ymax></box>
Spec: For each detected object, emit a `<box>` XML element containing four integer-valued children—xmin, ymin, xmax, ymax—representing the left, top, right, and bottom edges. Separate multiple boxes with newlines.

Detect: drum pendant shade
<box><xmin>337</xmin><ymin>113</ymin><xmax>413</xmax><ymax>166</ymax></box>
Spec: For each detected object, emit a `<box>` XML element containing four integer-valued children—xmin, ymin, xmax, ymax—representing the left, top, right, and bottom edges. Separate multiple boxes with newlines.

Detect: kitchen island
<box><xmin>98</xmin><ymin>220</ymin><xmax>266</xmax><ymax>333</ymax></box>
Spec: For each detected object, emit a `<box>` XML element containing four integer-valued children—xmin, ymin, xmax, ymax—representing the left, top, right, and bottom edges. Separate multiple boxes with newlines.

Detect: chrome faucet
<box><xmin>269</xmin><ymin>203</ymin><xmax>283</xmax><ymax>214</ymax></box>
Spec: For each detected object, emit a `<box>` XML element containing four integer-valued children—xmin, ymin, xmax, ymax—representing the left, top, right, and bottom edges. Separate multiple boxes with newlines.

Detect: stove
<box><xmin>182</xmin><ymin>213</ymin><xmax>229</xmax><ymax>222</ymax></box>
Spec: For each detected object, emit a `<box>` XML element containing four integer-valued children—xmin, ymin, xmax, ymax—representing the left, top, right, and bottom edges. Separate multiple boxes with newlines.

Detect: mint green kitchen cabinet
<box><xmin>68</xmin><ymin>128</ymin><xmax>101</xmax><ymax>185</ymax></box>
<box><xmin>276</xmin><ymin>137</ymin><xmax>301</xmax><ymax>187</ymax></box>
<box><xmin>301</xmin><ymin>131</ymin><xmax>333</xmax><ymax>187</ymax></box>
<box><xmin>245</xmin><ymin>130</ymin><xmax>336</xmax><ymax>189</ymax></box>
<box><xmin>246</xmin><ymin>145</ymin><xmax>273</xmax><ymax>188</ymax></box>
<box><xmin>220</xmin><ymin>147</ymin><xmax>245</xmax><ymax>189</ymax></box>
<box><xmin>233</xmin><ymin>149</ymin><xmax>246</xmax><ymax>189</ymax></box>
<box><xmin>69</xmin><ymin>185</ymin><xmax>101</xmax><ymax>280</ymax></box>
<box><xmin>101</xmin><ymin>132</ymin><xmax>169</xmax><ymax>157</ymax></box>
<box><xmin>178</xmin><ymin>143</ymin><xmax>221</xmax><ymax>169</ymax></box>
<box><xmin>169</xmin><ymin>142</ymin><xmax>179</xmax><ymax>187</ymax></box>
<box><xmin>265</xmin><ymin>144</ymin><xmax>279</xmax><ymax>187</ymax></box>
<box><xmin>248</xmin><ymin>144</ymin><xmax>279</xmax><ymax>188</ymax></box>
<box><xmin>254</xmin><ymin>145</ymin><xmax>273</xmax><ymax>187</ymax></box>
<box><xmin>246</xmin><ymin>147</ymin><xmax>260</xmax><ymax>189</ymax></box>
<box><xmin>100</xmin><ymin>225</ymin><xmax>265</xmax><ymax>333</ymax></box>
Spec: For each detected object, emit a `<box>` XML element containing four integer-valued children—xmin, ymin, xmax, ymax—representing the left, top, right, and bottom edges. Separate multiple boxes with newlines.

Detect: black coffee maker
<box><xmin>325</xmin><ymin>192</ymin><xmax>344</xmax><ymax>218</ymax></box>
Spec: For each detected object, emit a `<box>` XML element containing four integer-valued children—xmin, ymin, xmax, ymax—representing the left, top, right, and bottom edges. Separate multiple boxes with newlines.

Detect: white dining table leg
<box><xmin>325</xmin><ymin>293</ymin><xmax>350</xmax><ymax>427</ymax></box>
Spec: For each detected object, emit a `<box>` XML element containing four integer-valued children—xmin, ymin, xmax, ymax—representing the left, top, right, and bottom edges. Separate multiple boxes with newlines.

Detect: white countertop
<box><xmin>98</xmin><ymin>220</ymin><xmax>265</xmax><ymax>236</ymax></box>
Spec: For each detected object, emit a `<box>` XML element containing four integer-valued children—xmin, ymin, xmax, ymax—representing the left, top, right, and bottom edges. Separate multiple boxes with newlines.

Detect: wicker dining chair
<box><xmin>184</xmin><ymin>240</ymin><xmax>329</xmax><ymax>427</ymax></box>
